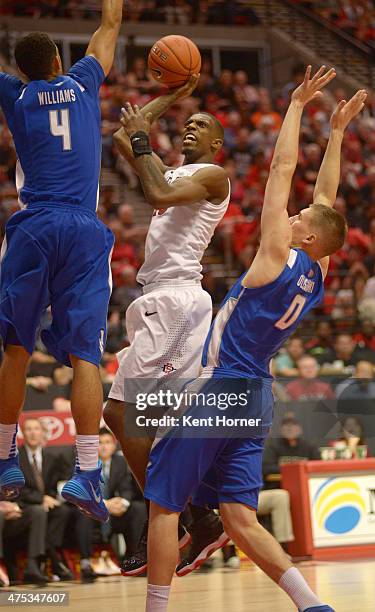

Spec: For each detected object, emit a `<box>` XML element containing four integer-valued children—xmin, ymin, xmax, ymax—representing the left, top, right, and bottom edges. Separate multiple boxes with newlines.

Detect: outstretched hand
<box><xmin>331</xmin><ymin>89</ymin><xmax>367</xmax><ymax>132</ymax></box>
<box><xmin>292</xmin><ymin>65</ymin><xmax>336</xmax><ymax>106</ymax></box>
<box><xmin>120</xmin><ymin>103</ymin><xmax>153</xmax><ymax>137</ymax></box>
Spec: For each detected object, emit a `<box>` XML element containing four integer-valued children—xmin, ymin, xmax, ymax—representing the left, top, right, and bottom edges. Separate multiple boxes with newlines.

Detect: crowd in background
<box><xmin>1</xmin><ymin>49</ymin><xmax>375</xmax><ymax>375</ymax></box>
<box><xmin>296</xmin><ymin>0</ymin><xmax>375</xmax><ymax>46</ymax></box>
<box><xmin>0</xmin><ymin>0</ymin><xmax>261</xmax><ymax>26</ymax></box>
<box><xmin>3</xmin><ymin>0</ymin><xmax>375</xmax><ymax>45</ymax></box>
<box><xmin>0</xmin><ymin>16</ymin><xmax>374</xmax><ymax>585</ymax></box>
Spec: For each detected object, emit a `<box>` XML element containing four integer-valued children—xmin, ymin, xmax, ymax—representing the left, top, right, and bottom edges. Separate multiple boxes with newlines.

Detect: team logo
<box><xmin>39</xmin><ymin>416</ymin><xmax>65</xmax><ymax>442</ymax></box>
<box><xmin>313</xmin><ymin>478</ymin><xmax>365</xmax><ymax>534</ymax></box>
<box><xmin>163</xmin><ymin>363</ymin><xmax>176</xmax><ymax>374</ymax></box>
<box><xmin>153</xmin><ymin>208</ymin><xmax>167</xmax><ymax>217</ymax></box>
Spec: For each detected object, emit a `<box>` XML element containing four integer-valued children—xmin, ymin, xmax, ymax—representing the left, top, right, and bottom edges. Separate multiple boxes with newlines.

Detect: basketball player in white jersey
<box><xmin>103</xmin><ymin>77</ymin><xmax>231</xmax><ymax>575</ymax></box>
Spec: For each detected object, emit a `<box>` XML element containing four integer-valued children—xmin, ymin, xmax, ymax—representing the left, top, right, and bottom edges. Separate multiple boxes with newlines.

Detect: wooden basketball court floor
<box><xmin>6</xmin><ymin>559</ymin><xmax>375</xmax><ymax>611</ymax></box>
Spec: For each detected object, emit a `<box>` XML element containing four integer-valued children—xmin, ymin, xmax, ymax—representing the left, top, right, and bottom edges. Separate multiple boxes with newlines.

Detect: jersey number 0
<box><xmin>275</xmin><ymin>294</ymin><xmax>307</xmax><ymax>330</ymax></box>
<box><xmin>49</xmin><ymin>109</ymin><xmax>72</xmax><ymax>151</ymax></box>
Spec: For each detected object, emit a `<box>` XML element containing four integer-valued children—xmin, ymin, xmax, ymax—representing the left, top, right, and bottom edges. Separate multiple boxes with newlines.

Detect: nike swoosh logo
<box><xmin>89</xmin><ymin>481</ymin><xmax>101</xmax><ymax>504</ymax></box>
<box><xmin>145</xmin><ymin>311</ymin><xmax>157</xmax><ymax>317</ymax></box>
<box><xmin>132</xmin><ymin>137</ymin><xmax>141</xmax><ymax>142</ymax></box>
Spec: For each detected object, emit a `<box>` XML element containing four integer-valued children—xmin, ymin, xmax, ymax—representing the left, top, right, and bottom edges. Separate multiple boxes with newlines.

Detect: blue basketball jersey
<box><xmin>0</xmin><ymin>56</ymin><xmax>105</xmax><ymax>211</ymax></box>
<box><xmin>202</xmin><ymin>248</ymin><xmax>324</xmax><ymax>379</ymax></box>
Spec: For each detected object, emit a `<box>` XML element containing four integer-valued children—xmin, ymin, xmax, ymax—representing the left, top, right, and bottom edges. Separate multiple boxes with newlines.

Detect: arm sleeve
<box><xmin>67</xmin><ymin>56</ymin><xmax>105</xmax><ymax>96</ymax></box>
<box><xmin>0</xmin><ymin>72</ymin><xmax>24</xmax><ymax>112</ymax></box>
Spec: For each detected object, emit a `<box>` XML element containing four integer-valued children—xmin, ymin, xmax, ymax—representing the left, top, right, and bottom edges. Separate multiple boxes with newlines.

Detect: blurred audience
<box><xmin>263</xmin><ymin>415</ymin><xmax>321</xmax><ymax>483</ymax></box>
<box><xmin>274</xmin><ymin>337</ymin><xmax>305</xmax><ymax>377</ymax></box>
<box><xmin>97</xmin><ymin>428</ymin><xmax>147</xmax><ymax>561</ymax></box>
<box><xmin>18</xmin><ymin>418</ymin><xmax>73</xmax><ymax>584</ymax></box>
<box><xmin>285</xmin><ymin>356</ymin><xmax>335</xmax><ymax>400</ymax></box>
<box><xmin>330</xmin><ymin>416</ymin><xmax>369</xmax><ymax>458</ymax></box>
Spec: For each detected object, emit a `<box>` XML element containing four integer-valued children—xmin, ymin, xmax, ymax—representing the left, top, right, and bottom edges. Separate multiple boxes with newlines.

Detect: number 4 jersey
<box><xmin>0</xmin><ymin>56</ymin><xmax>104</xmax><ymax>212</ymax></box>
<box><xmin>201</xmin><ymin>248</ymin><xmax>324</xmax><ymax>379</ymax></box>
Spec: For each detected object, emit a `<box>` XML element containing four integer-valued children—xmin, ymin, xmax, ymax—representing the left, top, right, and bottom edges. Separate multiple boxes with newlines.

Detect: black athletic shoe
<box><xmin>23</xmin><ymin>568</ymin><xmax>49</xmax><ymax>586</ymax></box>
<box><xmin>121</xmin><ymin>521</ymin><xmax>191</xmax><ymax>577</ymax></box>
<box><xmin>80</xmin><ymin>565</ymin><xmax>98</xmax><ymax>584</ymax></box>
<box><xmin>53</xmin><ymin>562</ymin><xmax>74</xmax><ymax>582</ymax></box>
<box><xmin>176</xmin><ymin>513</ymin><xmax>230</xmax><ymax>577</ymax></box>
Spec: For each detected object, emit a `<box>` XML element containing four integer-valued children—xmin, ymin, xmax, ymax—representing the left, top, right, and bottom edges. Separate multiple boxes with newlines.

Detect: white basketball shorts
<box><xmin>108</xmin><ymin>281</ymin><xmax>213</xmax><ymax>403</ymax></box>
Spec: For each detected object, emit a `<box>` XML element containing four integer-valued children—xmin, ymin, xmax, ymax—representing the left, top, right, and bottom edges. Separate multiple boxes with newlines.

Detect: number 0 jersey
<box><xmin>201</xmin><ymin>248</ymin><xmax>324</xmax><ymax>379</ymax></box>
<box><xmin>0</xmin><ymin>56</ymin><xmax>105</xmax><ymax>212</ymax></box>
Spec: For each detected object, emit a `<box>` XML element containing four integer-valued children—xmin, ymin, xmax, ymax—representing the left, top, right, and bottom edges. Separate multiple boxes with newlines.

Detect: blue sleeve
<box><xmin>0</xmin><ymin>72</ymin><xmax>25</xmax><ymax>113</ymax></box>
<box><xmin>67</xmin><ymin>56</ymin><xmax>105</xmax><ymax>96</ymax></box>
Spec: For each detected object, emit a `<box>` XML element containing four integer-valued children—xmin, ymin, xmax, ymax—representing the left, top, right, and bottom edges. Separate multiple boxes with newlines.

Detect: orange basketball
<box><xmin>148</xmin><ymin>35</ymin><xmax>201</xmax><ymax>88</ymax></box>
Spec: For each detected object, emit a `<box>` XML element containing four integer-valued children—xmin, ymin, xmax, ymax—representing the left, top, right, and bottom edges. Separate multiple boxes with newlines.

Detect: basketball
<box><xmin>148</xmin><ymin>35</ymin><xmax>202</xmax><ymax>88</ymax></box>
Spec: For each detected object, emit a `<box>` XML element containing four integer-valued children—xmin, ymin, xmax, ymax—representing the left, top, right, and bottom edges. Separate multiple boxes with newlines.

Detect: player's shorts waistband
<box><xmin>200</xmin><ymin>366</ymin><xmax>273</xmax><ymax>388</ymax></box>
<box><xmin>26</xmin><ymin>201</ymin><xmax>97</xmax><ymax>217</ymax></box>
<box><xmin>142</xmin><ymin>279</ymin><xmax>202</xmax><ymax>295</ymax></box>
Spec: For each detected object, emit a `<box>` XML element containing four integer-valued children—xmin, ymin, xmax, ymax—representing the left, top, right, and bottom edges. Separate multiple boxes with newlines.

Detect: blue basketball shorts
<box><xmin>0</xmin><ymin>204</ymin><xmax>114</xmax><ymax>367</ymax></box>
<box><xmin>144</xmin><ymin>376</ymin><xmax>273</xmax><ymax>512</ymax></box>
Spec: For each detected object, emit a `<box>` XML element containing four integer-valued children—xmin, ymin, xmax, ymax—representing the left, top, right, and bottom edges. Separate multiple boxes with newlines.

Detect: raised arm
<box><xmin>314</xmin><ymin>90</ymin><xmax>367</xmax><ymax>208</ymax></box>
<box><xmin>242</xmin><ymin>66</ymin><xmax>336</xmax><ymax>288</ymax></box>
<box><xmin>86</xmin><ymin>0</ymin><xmax>124</xmax><ymax>76</ymax></box>
<box><xmin>313</xmin><ymin>89</ymin><xmax>367</xmax><ymax>276</ymax></box>
<box><xmin>116</xmin><ymin>103</ymin><xmax>228</xmax><ymax>209</ymax></box>
<box><xmin>113</xmin><ymin>76</ymin><xmax>199</xmax><ymax>176</ymax></box>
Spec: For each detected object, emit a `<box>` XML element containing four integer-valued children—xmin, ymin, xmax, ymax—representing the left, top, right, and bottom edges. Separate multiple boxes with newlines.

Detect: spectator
<box><xmin>263</xmin><ymin>415</ymin><xmax>321</xmax><ymax>484</ymax></box>
<box><xmin>352</xmin><ymin>318</ymin><xmax>375</xmax><ymax>350</ymax></box>
<box><xmin>19</xmin><ymin>418</ymin><xmax>73</xmax><ymax>584</ymax></box>
<box><xmin>330</xmin><ymin>416</ymin><xmax>368</xmax><ymax>458</ymax></box>
<box><xmin>111</xmin><ymin>264</ymin><xmax>142</xmax><ymax>317</ymax></box>
<box><xmin>98</xmin><ymin>428</ymin><xmax>147</xmax><ymax>561</ymax></box>
<box><xmin>257</xmin><ymin>488</ymin><xmax>294</xmax><ymax>552</ymax></box>
<box><xmin>274</xmin><ymin>337</ymin><xmax>305</xmax><ymax>377</ymax></box>
<box><xmin>336</xmin><ymin>360</ymin><xmax>375</xmax><ymax>398</ymax></box>
<box><xmin>0</xmin><ymin>500</ymin><xmax>31</xmax><ymax>586</ymax></box>
<box><xmin>285</xmin><ymin>355</ymin><xmax>335</xmax><ymax>400</ymax></box>
<box><xmin>306</xmin><ymin>320</ymin><xmax>335</xmax><ymax>359</ymax></box>
<box><xmin>319</xmin><ymin>333</ymin><xmax>375</xmax><ymax>375</ymax></box>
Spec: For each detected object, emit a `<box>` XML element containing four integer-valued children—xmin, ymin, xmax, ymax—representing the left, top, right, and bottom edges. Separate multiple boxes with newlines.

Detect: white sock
<box><xmin>0</xmin><ymin>424</ymin><xmax>18</xmax><ymax>460</ymax></box>
<box><xmin>75</xmin><ymin>435</ymin><xmax>99</xmax><ymax>471</ymax></box>
<box><xmin>279</xmin><ymin>567</ymin><xmax>323</xmax><ymax>611</ymax></box>
<box><xmin>145</xmin><ymin>584</ymin><xmax>170</xmax><ymax>612</ymax></box>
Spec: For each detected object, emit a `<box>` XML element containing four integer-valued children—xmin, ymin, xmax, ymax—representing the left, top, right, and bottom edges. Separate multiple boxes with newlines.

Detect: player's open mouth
<box><xmin>183</xmin><ymin>133</ymin><xmax>197</xmax><ymax>143</ymax></box>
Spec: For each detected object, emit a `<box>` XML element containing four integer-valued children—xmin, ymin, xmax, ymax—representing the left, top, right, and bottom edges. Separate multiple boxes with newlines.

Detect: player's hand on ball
<box><xmin>120</xmin><ymin>103</ymin><xmax>152</xmax><ymax>137</ymax></box>
<box><xmin>171</xmin><ymin>74</ymin><xmax>200</xmax><ymax>100</ymax></box>
<box><xmin>292</xmin><ymin>65</ymin><xmax>336</xmax><ymax>106</ymax></box>
<box><xmin>331</xmin><ymin>89</ymin><xmax>367</xmax><ymax>132</ymax></box>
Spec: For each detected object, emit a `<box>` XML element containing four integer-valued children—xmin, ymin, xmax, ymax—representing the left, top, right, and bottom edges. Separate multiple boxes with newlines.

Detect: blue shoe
<box><xmin>61</xmin><ymin>462</ymin><xmax>109</xmax><ymax>523</ymax></box>
<box><xmin>299</xmin><ymin>607</ymin><xmax>335</xmax><ymax>612</ymax></box>
<box><xmin>0</xmin><ymin>455</ymin><xmax>25</xmax><ymax>500</ymax></box>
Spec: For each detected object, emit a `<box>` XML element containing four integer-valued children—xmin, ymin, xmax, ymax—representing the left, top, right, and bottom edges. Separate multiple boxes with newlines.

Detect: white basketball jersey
<box><xmin>137</xmin><ymin>163</ymin><xmax>230</xmax><ymax>286</ymax></box>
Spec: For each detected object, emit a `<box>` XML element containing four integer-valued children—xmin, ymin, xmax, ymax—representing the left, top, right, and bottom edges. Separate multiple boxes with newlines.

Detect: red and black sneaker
<box><xmin>121</xmin><ymin>520</ymin><xmax>191</xmax><ymax>577</ymax></box>
<box><xmin>176</xmin><ymin>513</ymin><xmax>230</xmax><ymax>577</ymax></box>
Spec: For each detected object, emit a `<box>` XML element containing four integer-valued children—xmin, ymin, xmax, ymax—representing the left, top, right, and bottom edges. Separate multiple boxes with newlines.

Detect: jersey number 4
<box><xmin>275</xmin><ymin>294</ymin><xmax>307</xmax><ymax>330</ymax></box>
<box><xmin>49</xmin><ymin>109</ymin><xmax>72</xmax><ymax>151</ymax></box>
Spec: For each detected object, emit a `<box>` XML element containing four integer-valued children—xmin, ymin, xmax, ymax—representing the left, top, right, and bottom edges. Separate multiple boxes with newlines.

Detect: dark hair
<box><xmin>340</xmin><ymin>416</ymin><xmax>365</xmax><ymax>445</ymax></box>
<box><xmin>99</xmin><ymin>427</ymin><xmax>115</xmax><ymax>438</ymax></box>
<box><xmin>15</xmin><ymin>32</ymin><xmax>57</xmax><ymax>81</ymax></box>
<box><xmin>309</xmin><ymin>203</ymin><xmax>348</xmax><ymax>256</ymax></box>
<box><xmin>200</xmin><ymin>112</ymin><xmax>225</xmax><ymax>141</ymax></box>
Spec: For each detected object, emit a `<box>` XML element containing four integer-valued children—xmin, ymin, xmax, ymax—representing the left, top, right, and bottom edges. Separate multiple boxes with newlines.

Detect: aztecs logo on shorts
<box><xmin>153</xmin><ymin>208</ymin><xmax>168</xmax><ymax>217</ymax></box>
<box><xmin>162</xmin><ymin>363</ymin><xmax>176</xmax><ymax>374</ymax></box>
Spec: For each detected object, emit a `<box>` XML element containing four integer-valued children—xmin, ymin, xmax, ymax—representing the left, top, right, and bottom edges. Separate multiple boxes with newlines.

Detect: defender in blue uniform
<box><xmin>0</xmin><ymin>0</ymin><xmax>124</xmax><ymax>526</ymax></box>
<box><xmin>143</xmin><ymin>68</ymin><xmax>367</xmax><ymax>612</ymax></box>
